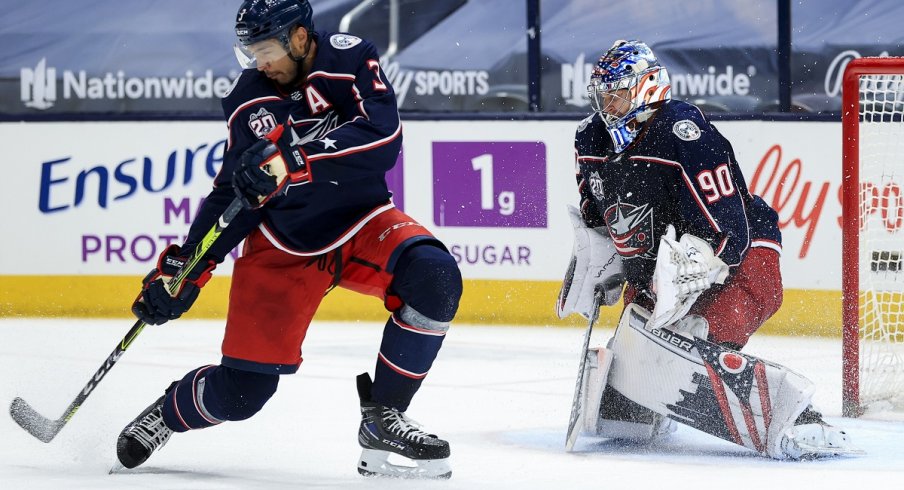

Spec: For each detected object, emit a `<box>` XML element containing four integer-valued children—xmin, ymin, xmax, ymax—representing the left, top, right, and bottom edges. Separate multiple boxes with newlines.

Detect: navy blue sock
<box><xmin>162</xmin><ymin>364</ymin><xmax>279</xmax><ymax>432</ymax></box>
<box><xmin>371</xmin><ymin>244</ymin><xmax>462</xmax><ymax>411</ymax></box>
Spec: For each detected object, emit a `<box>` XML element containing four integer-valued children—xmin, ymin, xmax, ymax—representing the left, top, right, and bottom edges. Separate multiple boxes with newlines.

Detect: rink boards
<box><xmin>0</xmin><ymin>119</ymin><xmax>848</xmax><ymax>335</ymax></box>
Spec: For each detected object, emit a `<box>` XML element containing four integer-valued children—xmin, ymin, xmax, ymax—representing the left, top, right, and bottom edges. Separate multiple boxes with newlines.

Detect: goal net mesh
<box><xmin>857</xmin><ymin>71</ymin><xmax>904</xmax><ymax>410</ymax></box>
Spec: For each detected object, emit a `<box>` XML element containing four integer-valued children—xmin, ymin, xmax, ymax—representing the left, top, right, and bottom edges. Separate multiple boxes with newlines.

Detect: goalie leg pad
<box><xmin>578</xmin><ymin>347</ymin><xmax>613</xmax><ymax>435</ymax></box>
<box><xmin>595</xmin><ymin>385</ymin><xmax>677</xmax><ymax>442</ymax></box>
<box><xmin>577</xmin><ymin>345</ymin><xmax>676</xmax><ymax>443</ymax></box>
<box><xmin>607</xmin><ymin>304</ymin><xmax>815</xmax><ymax>458</ymax></box>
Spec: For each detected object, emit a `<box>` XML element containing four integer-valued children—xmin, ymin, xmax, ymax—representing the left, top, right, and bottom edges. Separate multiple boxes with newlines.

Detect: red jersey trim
<box><xmin>257</xmin><ymin>201</ymin><xmax>395</xmax><ymax>256</ymax></box>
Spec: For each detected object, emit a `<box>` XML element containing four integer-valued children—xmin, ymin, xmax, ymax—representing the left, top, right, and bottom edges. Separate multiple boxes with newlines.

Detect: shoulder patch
<box><xmin>672</xmin><ymin>119</ymin><xmax>701</xmax><ymax>141</ymax></box>
<box><xmin>248</xmin><ymin>107</ymin><xmax>278</xmax><ymax>139</ymax></box>
<box><xmin>330</xmin><ymin>34</ymin><xmax>362</xmax><ymax>50</ymax></box>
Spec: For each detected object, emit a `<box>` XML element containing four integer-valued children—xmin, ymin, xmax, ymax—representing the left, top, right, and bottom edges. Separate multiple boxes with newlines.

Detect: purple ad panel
<box><xmin>386</xmin><ymin>149</ymin><xmax>404</xmax><ymax>211</ymax></box>
<box><xmin>433</xmin><ymin>142</ymin><xmax>547</xmax><ymax>228</ymax></box>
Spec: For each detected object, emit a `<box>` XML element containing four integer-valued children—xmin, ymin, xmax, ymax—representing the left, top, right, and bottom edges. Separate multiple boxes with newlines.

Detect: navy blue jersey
<box><xmin>184</xmin><ymin>32</ymin><xmax>402</xmax><ymax>260</ymax></box>
<box><xmin>574</xmin><ymin>100</ymin><xmax>781</xmax><ymax>289</ymax></box>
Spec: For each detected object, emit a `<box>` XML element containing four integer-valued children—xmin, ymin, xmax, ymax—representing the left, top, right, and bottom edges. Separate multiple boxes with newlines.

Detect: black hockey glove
<box><xmin>132</xmin><ymin>244</ymin><xmax>217</xmax><ymax>325</ymax></box>
<box><xmin>233</xmin><ymin>123</ymin><xmax>312</xmax><ymax>209</ymax></box>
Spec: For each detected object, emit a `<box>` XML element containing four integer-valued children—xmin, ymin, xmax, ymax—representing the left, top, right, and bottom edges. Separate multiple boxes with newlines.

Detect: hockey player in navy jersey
<box><xmin>116</xmin><ymin>0</ymin><xmax>459</xmax><ymax>478</ymax></box>
<box><xmin>558</xmin><ymin>40</ymin><xmax>857</xmax><ymax>458</ymax></box>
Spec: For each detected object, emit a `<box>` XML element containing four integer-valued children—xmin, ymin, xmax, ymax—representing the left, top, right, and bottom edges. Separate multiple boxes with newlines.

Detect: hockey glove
<box><xmin>232</xmin><ymin>123</ymin><xmax>312</xmax><ymax>209</ymax></box>
<box><xmin>649</xmin><ymin>225</ymin><xmax>729</xmax><ymax>330</ymax></box>
<box><xmin>132</xmin><ymin>244</ymin><xmax>217</xmax><ymax>325</ymax></box>
<box><xmin>556</xmin><ymin>205</ymin><xmax>625</xmax><ymax>320</ymax></box>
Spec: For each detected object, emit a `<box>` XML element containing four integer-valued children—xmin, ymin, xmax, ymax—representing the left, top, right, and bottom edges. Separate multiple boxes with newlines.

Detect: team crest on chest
<box><xmin>673</xmin><ymin>120</ymin><xmax>701</xmax><ymax>141</ymax></box>
<box><xmin>330</xmin><ymin>34</ymin><xmax>362</xmax><ymax>49</ymax></box>
<box><xmin>604</xmin><ymin>200</ymin><xmax>655</xmax><ymax>257</ymax></box>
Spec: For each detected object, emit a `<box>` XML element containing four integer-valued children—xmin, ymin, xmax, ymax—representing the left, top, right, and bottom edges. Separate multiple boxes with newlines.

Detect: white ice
<box><xmin>2</xmin><ymin>318</ymin><xmax>903</xmax><ymax>489</ymax></box>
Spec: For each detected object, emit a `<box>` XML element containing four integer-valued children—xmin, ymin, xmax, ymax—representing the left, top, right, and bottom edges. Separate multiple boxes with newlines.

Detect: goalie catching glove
<box><xmin>557</xmin><ymin>205</ymin><xmax>625</xmax><ymax>320</ymax></box>
<box><xmin>233</xmin><ymin>123</ymin><xmax>312</xmax><ymax>209</ymax></box>
<box><xmin>649</xmin><ymin>225</ymin><xmax>729</xmax><ymax>330</ymax></box>
<box><xmin>132</xmin><ymin>244</ymin><xmax>217</xmax><ymax>325</ymax></box>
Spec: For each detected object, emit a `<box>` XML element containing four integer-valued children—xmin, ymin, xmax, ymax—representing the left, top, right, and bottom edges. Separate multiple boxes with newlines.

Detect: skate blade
<box><xmin>109</xmin><ymin>459</ymin><xmax>126</xmax><ymax>474</ymax></box>
<box><xmin>794</xmin><ymin>443</ymin><xmax>866</xmax><ymax>459</ymax></box>
<box><xmin>358</xmin><ymin>448</ymin><xmax>451</xmax><ymax>479</ymax></box>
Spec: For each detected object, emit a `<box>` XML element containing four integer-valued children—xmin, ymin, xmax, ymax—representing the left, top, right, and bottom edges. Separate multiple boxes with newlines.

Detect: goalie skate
<box><xmin>356</xmin><ymin>373</ymin><xmax>451</xmax><ymax>479</ymax></box>
<box><xmin>779</xmin><ymin>408</ymin><xmax>864</xmax><ymax>459</ymax></box>
<box><xmin>780</xmin><ymin>424</ymin><xmax>863</xmax><ymax>459</ymax></box>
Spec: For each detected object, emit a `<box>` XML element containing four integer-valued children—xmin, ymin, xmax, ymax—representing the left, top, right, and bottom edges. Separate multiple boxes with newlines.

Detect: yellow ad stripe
<box><xmin>0</xmin><ymin>276</ymin><xmax>841</xmax><ymax>337</ymax></box>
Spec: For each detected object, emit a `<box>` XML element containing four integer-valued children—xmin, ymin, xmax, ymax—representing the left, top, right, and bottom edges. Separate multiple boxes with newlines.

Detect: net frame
<box><xmin>842</xmin><ymin>57</ymin><xmax>904</xmax><ymax>417</ymax></box>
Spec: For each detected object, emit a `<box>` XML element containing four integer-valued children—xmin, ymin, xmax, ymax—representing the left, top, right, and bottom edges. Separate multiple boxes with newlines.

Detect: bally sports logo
<box><xmin>20</xmin><ymin>57</ymin><xmax>237</xmax><ymax>110</ymax></box>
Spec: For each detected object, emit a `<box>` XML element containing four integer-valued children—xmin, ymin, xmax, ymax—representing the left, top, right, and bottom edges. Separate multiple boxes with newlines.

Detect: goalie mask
<box><xmin>587</xmin><ymin>40</ymin><xmax>671</xmax><ymax>153</ymax></box>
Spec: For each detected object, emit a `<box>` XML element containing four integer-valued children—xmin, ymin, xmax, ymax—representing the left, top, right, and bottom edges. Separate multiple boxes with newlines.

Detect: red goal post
<box><xmin>842</xmin><ymin>57</ymin><xmax>904</xmax><ymax>417</ymax></box>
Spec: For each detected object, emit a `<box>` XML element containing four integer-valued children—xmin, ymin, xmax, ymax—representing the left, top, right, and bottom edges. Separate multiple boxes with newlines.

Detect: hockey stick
<box><xmin>9</xmin><ymin>198</ymin><xmax>245</xmax><ymax>443</ymax></box>
<box><xmin>565</xmin><ymin>291</ymin><xmax>603</xmax><ymax>452</ymax></box>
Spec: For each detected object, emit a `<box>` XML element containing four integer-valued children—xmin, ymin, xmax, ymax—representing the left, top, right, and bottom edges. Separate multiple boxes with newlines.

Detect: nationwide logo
<box><xmin>20</xmin><ymin>58</ymin><xmax>238</xmax><ymax>110</ymax></box>
<box><xmin>21</xmin><ymin>58</ymin><xmax>56</xmax><ymax>110</ymax></box>
<box><xmin>561</xmin><ymin>53</ymin><xmax>757</xmax><ymax>107</ymax></box>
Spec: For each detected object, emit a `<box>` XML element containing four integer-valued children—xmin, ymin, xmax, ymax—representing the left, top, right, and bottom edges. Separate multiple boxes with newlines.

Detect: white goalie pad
<box><xmin>574</xmin><ymin>346</ymin><xmax>677</xmax><ymax>442</ymax></box>
<box><xmin>557</xmin><ymin>205</ymin><xmax>625</xmax><ymax>320</ymax></box>
<box><xmin>649</xmin><ymin>225</ymin><xmax>729</xmax><ymax>330</ymax></box>
<box><xmin>578</xmin><ymin>347</ymin><xmax>614</xmax><ymax>435</ymax></box>
<box><xmin>607</xmin><ymin>304</ymin><xmax>815</xmax><ymax>459</ymax></box>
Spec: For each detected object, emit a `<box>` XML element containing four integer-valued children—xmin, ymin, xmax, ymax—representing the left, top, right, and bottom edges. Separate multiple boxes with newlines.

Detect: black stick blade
<box><xmin>9</xmin><ymin>397</ymin><xmax>64</xmax><ymax>443</ymax></box>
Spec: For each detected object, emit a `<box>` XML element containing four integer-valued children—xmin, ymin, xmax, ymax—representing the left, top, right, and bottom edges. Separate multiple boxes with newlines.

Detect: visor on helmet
<box><xmin>234</xmin><ymin>37</ymin><xmax>292</xmax><ymax>69</ymax></box>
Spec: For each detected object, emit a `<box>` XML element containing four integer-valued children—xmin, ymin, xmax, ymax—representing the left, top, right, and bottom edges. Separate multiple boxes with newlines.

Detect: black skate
<box><xmin>356</xmin><ymin>373</ymin><xmax>451</xmax><ymax>479</ymax></box>
<box><xmin>115</xmin><ymin>392</ymin><xmax>174</xmax><ymax>469</ymax></box>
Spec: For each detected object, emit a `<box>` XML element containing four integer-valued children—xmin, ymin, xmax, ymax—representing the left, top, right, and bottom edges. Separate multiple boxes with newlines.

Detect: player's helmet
<box><xmin>587</xmin><ymin>40</ymin><xmax>671</xmax><ymax>153</ymax></box>
<box><xmin>234</xmin><ymin>0</ymin><xmax>314</xmax><ymax>68</ymax></box>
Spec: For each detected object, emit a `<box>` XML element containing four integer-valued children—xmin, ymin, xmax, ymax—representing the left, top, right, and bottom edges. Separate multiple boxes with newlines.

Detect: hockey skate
<box><xmin>356</xmin><ymin>373</ymin><xmax>451</xmax><ymax>479</ymax></box>
<box><xmin>779</xmin><ymin>407</ymin><xmax>863</xmax><ymax>459</ymax></box>
<box><xmin>115</xmin><ymin>392</ymin><xmax>174</xmax><ymax>469</ymax></box>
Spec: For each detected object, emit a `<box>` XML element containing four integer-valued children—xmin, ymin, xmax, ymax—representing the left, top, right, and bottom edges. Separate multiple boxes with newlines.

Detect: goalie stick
<box><xmin>9</xmin><ymin>198</ymin><xmax>245</xmax><ymax>443</ymax></box>
<box><xmin>565</xmin><ymin>291</ymin><xmax>603</xmax><ymax>452</ymax></box>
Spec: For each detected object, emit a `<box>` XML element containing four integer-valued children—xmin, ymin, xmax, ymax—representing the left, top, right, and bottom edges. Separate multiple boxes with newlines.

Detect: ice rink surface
<box><xmin>2</xmin><ymin>318</ymin><xmax>903</xmax><ymax>489</ymax></box>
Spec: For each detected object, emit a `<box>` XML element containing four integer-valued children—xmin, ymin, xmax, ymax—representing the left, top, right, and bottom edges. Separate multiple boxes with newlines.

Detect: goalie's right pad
<box><xmin>557</xmin><ymin>205</ymin><xmax>624</xmax><ymax>320</ymax></box>
<box><xmin>607</xmin><ymin>304</ymin><xmax>818</xmax><ymax>459</ymax></box>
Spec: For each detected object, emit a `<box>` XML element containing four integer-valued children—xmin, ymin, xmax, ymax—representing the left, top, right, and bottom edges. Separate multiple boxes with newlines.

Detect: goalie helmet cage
<box><xmin>842</xmin><ymin>56</ymin><xmax>904</xmax><ymax>418</ymax></box>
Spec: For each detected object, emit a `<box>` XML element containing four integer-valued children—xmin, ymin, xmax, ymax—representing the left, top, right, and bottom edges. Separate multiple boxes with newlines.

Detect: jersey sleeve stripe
<box><xmin>751</xmin><ymin>239</ymin><xmax>783</xmax><ymax>255</ymax></box>
<box><xmin>577</xmin><ymin>155</ymin><xmax>609</xmax><ymax>164</ymax></box>
<box><xmin>306</xmin><ymin>120</ymin><xmax>402</xmax><ymax>162</ymax></box>
<box><xmin>307</xmin><ymin>70</ymin><xmax>356</xmax><ymax>81</ymax></box>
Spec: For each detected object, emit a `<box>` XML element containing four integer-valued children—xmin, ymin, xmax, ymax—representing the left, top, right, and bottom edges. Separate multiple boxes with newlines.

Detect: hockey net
<box><xmin>842</xmin><ymin>57</ymin><xmax>904</xmax><ymax>417</ymax></box>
